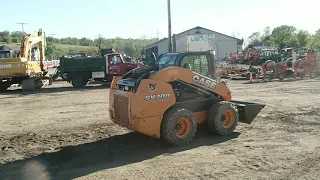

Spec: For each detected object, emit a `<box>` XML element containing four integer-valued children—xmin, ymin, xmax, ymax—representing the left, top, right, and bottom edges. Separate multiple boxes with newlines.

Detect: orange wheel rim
<box><xmin>222</xmin><ymin>109</ymin><xmax>235</xmax><ymax>128</ymax></box>
<box><xmin>175</xmin><ymin>117</ymin><xmax>191</xmax><ymax>138</ymax></box>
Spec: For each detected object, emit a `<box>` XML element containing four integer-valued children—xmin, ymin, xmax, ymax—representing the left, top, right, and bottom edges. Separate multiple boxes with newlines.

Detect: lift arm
<box><xmin>19</xmin><ymin>29</ymin><xmax>46</xmax><ymax>71</ymax></box>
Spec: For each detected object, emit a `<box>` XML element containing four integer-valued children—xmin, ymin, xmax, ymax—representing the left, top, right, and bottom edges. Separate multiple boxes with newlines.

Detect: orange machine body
<box><xmin>109</xmin><ymin>67</ymin><xmax>232</xmax><ymax>138</ymax></box>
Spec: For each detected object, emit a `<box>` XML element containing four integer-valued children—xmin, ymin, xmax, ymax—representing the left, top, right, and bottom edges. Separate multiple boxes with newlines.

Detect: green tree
<box><xmin>45</xmin><ymin>45</ymin><xmax>57</xmax><ymax>59</ymax></box>
<box><xmin>310</xmin><ymin>29</ymin><xmax>320</xmax><ymax>47</ymax></box>
<box><xmin>296</xmin><ymin>30</ymin><xmax>311</xmax><ymax>48</ymax></box>
<box><xmin>270</xmin><ymin>25</ymin><xmax>297</xmax><ymax>49</ymax></box>
<box><xmin>0</xmin><ymin>30</ymin><xmax>158</xmax><ymax>58</ymax></box>
<box><xmin>247</xmin><ymin>32</ymin><xmax>261</xmax><ymax>45</ymax></box>
<box><xmin>0</xmin><ymin>31</ymin><xmax>11</xmax><ymax>43</ymax></box>
<box><xmin>261</xmin><ymin>26</ymin><xmax>273</xmax><ymax>46</ymax></box>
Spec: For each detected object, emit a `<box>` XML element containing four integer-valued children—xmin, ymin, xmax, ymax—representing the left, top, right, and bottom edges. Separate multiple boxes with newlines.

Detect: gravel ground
<box><xmin>0</xmin><ymin>76</ymin><xmax>319</xmax><ymax>180</ymax></box>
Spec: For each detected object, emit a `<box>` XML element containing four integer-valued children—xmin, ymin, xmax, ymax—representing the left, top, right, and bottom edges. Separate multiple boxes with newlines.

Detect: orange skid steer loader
<box><xmin>109</xmin><ymin>51</ymin><xmax>265</xmax><ymax>146</ymax></box>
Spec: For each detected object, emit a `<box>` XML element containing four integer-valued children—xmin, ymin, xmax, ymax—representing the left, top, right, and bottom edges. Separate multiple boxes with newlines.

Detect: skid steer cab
<box><xmin>109</xmin><ymin>51</ymin><xmax>265</xmax><ymax>146</ymax></box>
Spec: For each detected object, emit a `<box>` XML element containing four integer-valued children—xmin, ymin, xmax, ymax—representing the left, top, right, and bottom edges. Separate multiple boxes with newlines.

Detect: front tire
<box><xmin>207</xmin><ymin>101</ymin><xmax>239</xmax><ymax>135</ymax></box>
<box><xmin>161</xmin><ymin>108</ymin><xmax>197</xmax><ymax>146</ymax></box>
<box><xmin>278</xmin><ymin>73</ymin><xmax>284</xmax><ymax>81</ymax></box>
<box><xmin>60</xmin><ymin>73</ymin><xmax>67</xmax><ymax>80</ymax></box>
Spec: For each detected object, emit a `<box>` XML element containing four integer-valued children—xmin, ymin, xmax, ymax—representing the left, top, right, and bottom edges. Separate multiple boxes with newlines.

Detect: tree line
<box><xmin>0</xmin><ymin>31</ymin><xmax>159</xmax><ymax>58</ymax></box>
<box><xmin>246</xmin><ymin>25</ymin><xmax>320</xmax><ymax>49</ymax></box>
<box><xmin>1</xmin><ymin>25</ymin><xmax>319</xmax><ymax>59</ymax></box>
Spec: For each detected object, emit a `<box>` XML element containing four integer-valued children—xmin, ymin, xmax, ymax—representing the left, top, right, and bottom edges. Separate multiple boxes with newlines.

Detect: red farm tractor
<box><xmin>294</xmin><ymin>51</ymin><xmax>319</xmax><ymax>79</ymax></box>
<box><xmin>262</xmin><ymin>60</ymin><xmax>295</xmax><ymax>80</ymax></box>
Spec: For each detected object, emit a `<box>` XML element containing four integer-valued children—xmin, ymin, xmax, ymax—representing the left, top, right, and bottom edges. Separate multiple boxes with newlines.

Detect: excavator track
<box><xmin>21</xmin><ymin>78</ymin><xmax>43</xmax><ymax>91</ymax></box>
<box><xmin>0</xmin><ymin>81</ymin><xmax>12</xmax><ymax>92</ymax></box>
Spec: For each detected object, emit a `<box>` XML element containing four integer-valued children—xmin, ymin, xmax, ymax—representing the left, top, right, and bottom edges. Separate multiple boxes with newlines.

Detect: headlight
<box><xmin>124</xmin><ymin>86</ymin><xmax>129</xmax><ymax>91</ymax></box>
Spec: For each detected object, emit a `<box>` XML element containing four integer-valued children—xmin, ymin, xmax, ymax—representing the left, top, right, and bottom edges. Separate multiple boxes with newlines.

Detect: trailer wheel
<box><xmin>60</xmin><ymin>73</ymin><xmax>68</xmax><ymax>80</ymax></box>
<box><xmin>310</xmin><ymin>72</ymin><xmax>316</xmax><ymax>79</ymax></box>
<box><xmin>207</xmin><ymin>101</ymin><xmax>239</xmax><ymax>136</ymax></box>
<box><xmin>161</xmin><ymin>108</ymin><xmax>197</xmax><ymax>146</ymax></box>
<box><xmin>71</xmin><ymin>76</ymin><xmax>88</xmax><ymax>88</ymax></box>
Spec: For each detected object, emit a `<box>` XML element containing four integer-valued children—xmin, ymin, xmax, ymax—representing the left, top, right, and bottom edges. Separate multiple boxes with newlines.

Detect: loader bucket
<box><xmin>230</xmin><ymin>100</ymin><xmax>265</xmax><ymax>124</ymax></box>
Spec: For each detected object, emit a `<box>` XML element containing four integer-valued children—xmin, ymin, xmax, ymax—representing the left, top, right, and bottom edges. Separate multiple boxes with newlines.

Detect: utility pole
<box><xmin>156</xmin><ymin>29</ymin><xmax>160</xmax><ymax>40</ymax></box>
<box><xmin>48</xmin><ymin>33</ymin><xmax>57</xmax><ymax>59</ymax></box>
<box><xmin>16</xmin><ymin>22</ymin><xmax>28</xmax><ymax>41</ymax></box>
<box><xmin>167</xmin><ymin>0</ymin><xmax>172</xmax><ymax>52</ymax></box>
<box><xmin>16</xmin><ymin>22</ymin><xmax>28</xmax><ymax>33</ymax></box>
<box><xmin>48</xmin><ymin>33</ymin><xmax>56</xmax><ymax>44</ymax></box>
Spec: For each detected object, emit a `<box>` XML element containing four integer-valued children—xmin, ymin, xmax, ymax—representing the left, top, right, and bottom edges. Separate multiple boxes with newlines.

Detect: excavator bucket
<box><xmin>230</xmin><ymin>100</ymin><xmax>265</xmax><ymax>124</ymax></box>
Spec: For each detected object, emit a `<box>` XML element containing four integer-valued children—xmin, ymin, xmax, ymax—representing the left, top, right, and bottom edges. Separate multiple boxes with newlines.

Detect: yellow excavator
<box><xmin>0</xmin><ymin>29</ymin><xmax>52</xmax><ymax>91</ymax></box>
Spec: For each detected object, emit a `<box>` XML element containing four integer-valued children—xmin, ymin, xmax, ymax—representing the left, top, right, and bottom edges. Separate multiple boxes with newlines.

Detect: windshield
<box><xmin>158</xmin><ymin>53</ymin><xmax>179</xmax><ymax>69</ymax></box>
<box><xmin>0</xmin><ymin>51</ymin><xmax>10</xmax><ymax>58</ymax></box>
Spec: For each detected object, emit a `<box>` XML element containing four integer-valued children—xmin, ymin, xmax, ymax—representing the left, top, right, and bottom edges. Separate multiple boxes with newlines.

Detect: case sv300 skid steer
<box><xmin>109</xmin><ymin>51</ymin><xmax>265</xmax><ymax>146</ymax></box>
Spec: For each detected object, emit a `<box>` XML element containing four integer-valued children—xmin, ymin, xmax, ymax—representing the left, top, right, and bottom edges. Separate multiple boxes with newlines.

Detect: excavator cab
<box><xmin>109</xmin><ymin>51</ymin><xmax>265</xmax><ymax>146</ymax></box>
<box><xmin>0</xmin><ymin>50</ymin><xmax>12</xmax><ymax>58</ymax></box>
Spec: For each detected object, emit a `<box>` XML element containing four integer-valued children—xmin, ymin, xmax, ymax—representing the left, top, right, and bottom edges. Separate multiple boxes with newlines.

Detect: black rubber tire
<box><xmin>310</xmin><ymin>72</ymin><xmax>316</xmax><ymax>79</ymax></box>
<box><xmin>60</xmin><ymin>73</ymin><xmax>67</xmax><ymax>81</ymax></box>
<box><xmin>278</xmin><ymin>73</ymin><xmax>284</xmax><ymax>81</ymax></box>
<box><xmin>160</xmin><ymin>108</ymin><xmax>197</xmax><ymax>146</ymax></box>
<box><xmin>71</xmin><ymin>76</ymin><xmax>88</xmax><ymax>88</ymax></box>
<box><xmin>207</xmin><ymin>101</ymin><xmax>239</xmax><ymax>136</ymax></box>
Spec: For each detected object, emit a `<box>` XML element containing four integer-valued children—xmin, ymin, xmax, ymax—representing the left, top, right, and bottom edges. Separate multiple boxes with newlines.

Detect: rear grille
<box><xmin>113</xmin><ymin>94</ymin><xmax>130</xmax><ymax>125</ymax></box>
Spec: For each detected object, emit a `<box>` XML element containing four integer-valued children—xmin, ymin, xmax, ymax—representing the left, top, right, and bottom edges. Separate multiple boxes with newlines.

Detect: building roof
<box><xmin>145</xmin><ymin>26</ymin><xmax>243</xmax><ymax>49</ymax></box>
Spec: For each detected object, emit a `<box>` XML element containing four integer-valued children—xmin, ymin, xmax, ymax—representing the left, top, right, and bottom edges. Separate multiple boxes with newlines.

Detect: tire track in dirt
<box><xmin>0</xmin><ymin>122</ymin><xmax>129</xmax><ymax>164</ymax></box>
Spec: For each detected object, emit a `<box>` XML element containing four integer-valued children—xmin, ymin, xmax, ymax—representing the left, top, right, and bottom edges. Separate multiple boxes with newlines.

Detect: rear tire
<box><xmin>72</xmin><ymin>76</ymin><xmax>88</xmax><ymax>88</ymax></box>
<box><xmin>161</xmin><ymin>108</ymin><xmax>197</xmax><ymax>146</ymax></box>
<box><xmin>207</xmin><ymin>101</ymin><xmax>239</xmax><ymax>136</ymax></box>
<box><xmin>310</xmin><ymin>72</ymin><xmax>316</xmax><ymax>79</ymax></box>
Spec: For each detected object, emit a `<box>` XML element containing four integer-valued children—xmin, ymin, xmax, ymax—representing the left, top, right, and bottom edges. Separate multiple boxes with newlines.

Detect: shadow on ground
<box><xmin>0</xmin><ymin>130</ymin><xmax>240</xmax><ymax>180</ymax></box>
<box><xmin>0</xmin><ymin>82</ymin><xmax>111</xmax><ymax>96</ymax></box>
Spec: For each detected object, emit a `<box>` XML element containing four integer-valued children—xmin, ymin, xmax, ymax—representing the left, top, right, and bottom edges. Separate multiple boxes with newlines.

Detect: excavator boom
<box><xmin>19</xmin><ymin>29</ymin><xmax>46</xmax><ymax>70</ymax></box>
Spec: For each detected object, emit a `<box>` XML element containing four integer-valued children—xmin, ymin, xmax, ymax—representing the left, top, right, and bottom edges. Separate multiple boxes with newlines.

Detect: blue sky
<box><xmin>2</xmin><ymin>0</ymin><xmax>318</xmax><ymax>40</ymax></box>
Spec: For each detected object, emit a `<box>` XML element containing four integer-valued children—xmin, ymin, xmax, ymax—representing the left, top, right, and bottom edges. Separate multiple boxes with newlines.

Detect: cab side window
<box><xmin>110</xmin><ymin>55</ymin><xmax>122</xmax><ymax>64</ymax></box>
<box><xmin>180</xmin><ymin>55</ymin><xmax>209</xmax><ymax>76</ymax></box>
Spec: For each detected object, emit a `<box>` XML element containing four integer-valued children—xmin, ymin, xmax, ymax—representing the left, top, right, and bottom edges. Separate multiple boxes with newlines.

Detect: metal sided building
<box><xmin>145</xmin><ymin>26</ymin><xmax>244</xmax><ymax>61</ymax></box>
